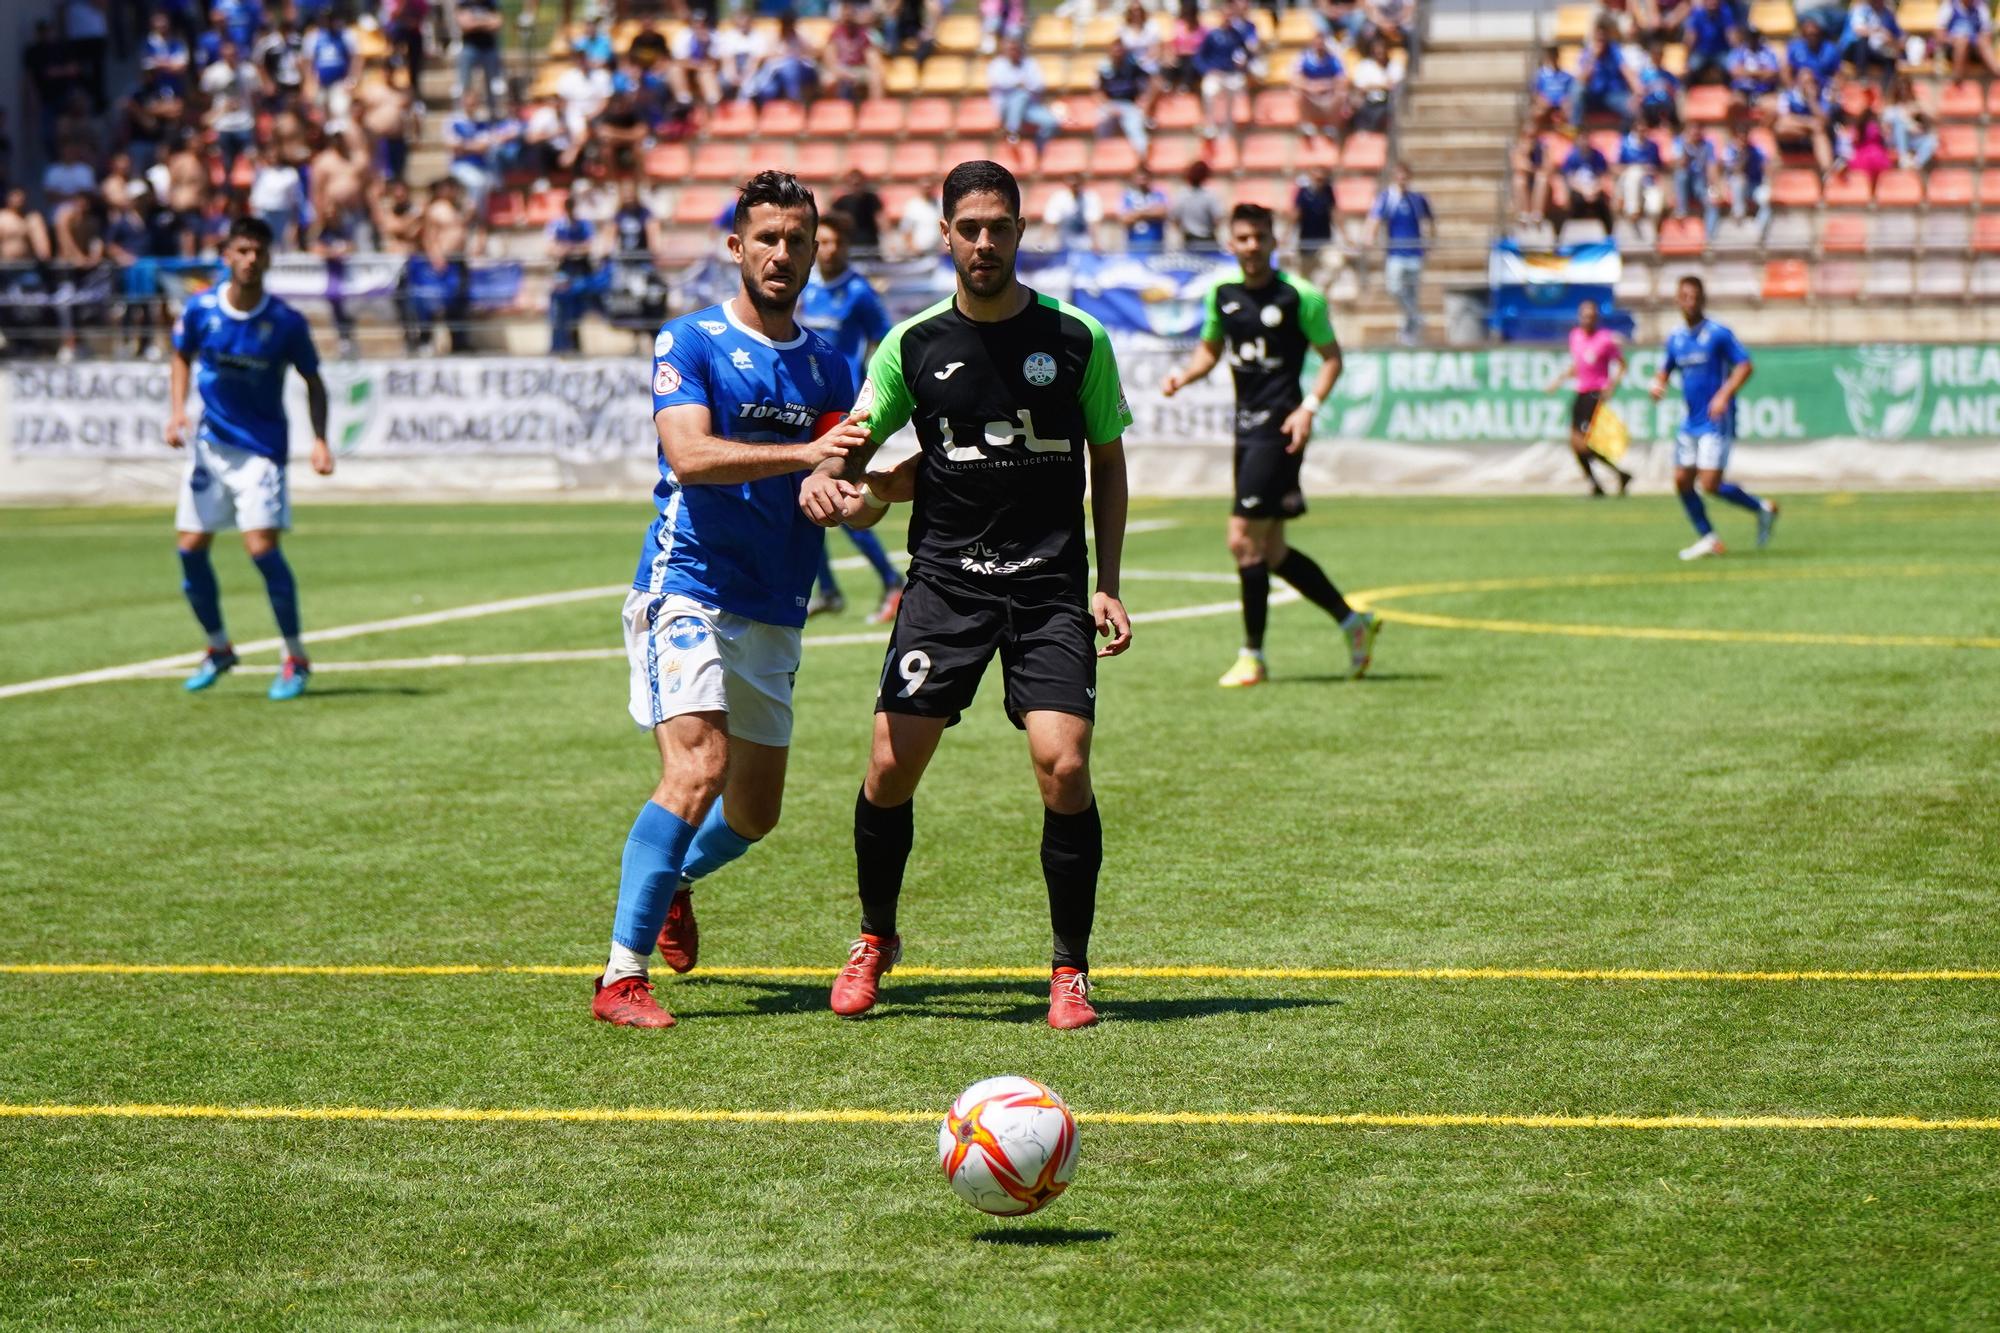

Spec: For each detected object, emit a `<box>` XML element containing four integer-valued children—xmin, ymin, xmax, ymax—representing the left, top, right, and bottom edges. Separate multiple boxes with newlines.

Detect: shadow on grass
<box><xmin>1267</xmin><ymin>671</ymin><xmax>1444</xmax><ymax>685</ymax></box>
<box><xmin>667</xmin><ymin>978</ymin><xmax>1343</xmax><ymax>1025</ymax></box>
<box><xmin>219</xmin><ymin>685</ymin><xmax>435</xmax><ymax>699</ymax></box>
<box><xmin>972</xmin><ymin>1227</ymin><xmax>1115</xmax><ymax>1246</ymax></box>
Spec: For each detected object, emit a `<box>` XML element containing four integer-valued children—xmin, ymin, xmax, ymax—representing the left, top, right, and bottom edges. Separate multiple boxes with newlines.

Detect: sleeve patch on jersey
<box><xmin>655</xmin><ymin>363</ymin><xmax>681</xmax><ymax>394</ymax></box>
<box><xmin>852</xmin><ymin>377</ymin><xmax>876</xmax><ymax>418</ymax></box>
<box><xmin>654</xmin><ymin>329</ymin><xmax>674</xmax><ymax>357</ymax></box>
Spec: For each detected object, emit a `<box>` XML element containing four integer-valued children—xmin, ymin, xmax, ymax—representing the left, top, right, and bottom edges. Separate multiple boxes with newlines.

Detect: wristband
<box><xmin>860</xmin><ymin>484</ymin><xmax>891</xmax><ymax>510</ymax></box>
<box><xmin>1300</xmin><ymin>392</ymin><xmax>1323</xmax><ymax>414</ymax></box>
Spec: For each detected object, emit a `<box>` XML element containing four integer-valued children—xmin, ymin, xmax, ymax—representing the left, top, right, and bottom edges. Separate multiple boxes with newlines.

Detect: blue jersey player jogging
<box><xmin>1652</xmin><ymin>275</ymin><xmax>1778</xmax><ymax>561</ymax></box>
<box><xmin>168</xmin><ymin>216</ymin><xmax>332</xmax><ymax>701</ymax></box>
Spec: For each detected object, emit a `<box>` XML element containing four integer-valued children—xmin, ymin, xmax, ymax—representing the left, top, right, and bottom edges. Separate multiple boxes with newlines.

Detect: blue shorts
<box><xmin>1673</xmin><ymin>423</ymin><xmax>1734</xmax><ymax>472</ymax></box>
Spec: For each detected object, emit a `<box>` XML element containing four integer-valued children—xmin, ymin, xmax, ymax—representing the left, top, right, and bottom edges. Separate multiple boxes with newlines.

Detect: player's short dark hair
<box><xmin>733</xmin><ymin>170</ymin><xmax>818</xmax><ymax>235</ymax></box>
<box><xmin>819</xmin><ymin>208</ymin><xmax>854</xmax><ymax>239</ymax></box>
<box><xmin>226</xmin><ymin>215</ymin><xmax>274</xmax><ymax>247</ymax></box>
<box><xmin>1678</xmin><ymin>274</ymin><xmax>1706</xmax><ymax>297</ymax></box>
<box><xmin>941</xmin><ymin>159</ymin><xmax>1021</xmax><ymax>220</ymax></box>
<box><xmin>1229</xmin><ymin>203</ymin><xmax>1275</xmax><ymax>233</ymax></box>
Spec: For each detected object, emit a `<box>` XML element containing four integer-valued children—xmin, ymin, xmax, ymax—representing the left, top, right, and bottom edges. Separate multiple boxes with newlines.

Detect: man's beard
<box><xmin>741</xmin><ymin>269</ymin><xmax>800</xmax><ymax>316</ymax></box>
<box><xmin>954</xmin><ymin>252</ymin><xmax>1013</xmax><ymax>298</ymax></box>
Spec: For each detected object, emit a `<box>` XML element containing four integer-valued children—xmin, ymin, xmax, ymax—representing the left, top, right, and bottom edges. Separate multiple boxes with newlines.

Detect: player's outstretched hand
<box><xmin>310</xmin><ymin>438</ymin><xmax>335</xmax><ymax>476</ymax></box>
<box><xmin>799</xmin><ymin>472</ymin><xmax>860</xmax><ymax>527</ymax></box>
<box><xmin>1159</xmin><ymin>370</ymin><xmax>1185</xmax><ymax>399</ymax></box>
<box><xmin>1649</xmin><ymin>378</ymin><xmax>1667</xmax><ymax>401</ymax></box>
<box><xmin>165</xmin><ymin>415</ymin><xmax>189</xmax><ymax>450</ymax></box>
<box><xmin>1093</xmin><ymin>591</ymin><xmax>1132</xmax><ymax>657</ymax></box>
<box><xmin>1280</xmin><ymin>405</ymin><xmax>1313</xmax><ymax>454</ymax></box>
<box><xmin>807</xmin><ymin>415</ymin><xmax>872</xmax><ymax>469</ymax></box>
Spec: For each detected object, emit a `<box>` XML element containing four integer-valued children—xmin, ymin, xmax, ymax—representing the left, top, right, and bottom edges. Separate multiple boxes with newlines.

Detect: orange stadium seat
<box><xmin>1874</xmin><ymin>170</ymin><xmax>1922</xmax><ymax>207</ymax></box>
<box><xmin>1586</xmin><ymin>129</ymin><xmax>1620</xmax><ymax>160</ymax></box>
<box><xmin>919</xmin><ymin>57</ymin><xmax>971</xmax><ymax>94</ymax></box>
<box><xmin>1232</xmin><ymin>179</ymin><xmax>1287</xmax><ymax>211</ymax></box>
<box><xmin>661</xmin><ymin>232</ymin><xmax>712</xmax><ymax>265</ymax></box>
<box><xmin>1153</xmin><ymin>94</ymin><xmax>1201</xmax><ymax>130</ymax></box>
<box><xmin>1685</xmin><ymin>85</ymin><xmax>1730</xmax><ymax>122</ymax></box>
<box><xmin>808</xmin><ymin>99</ymin><xmax>856</xmax><ymax>136</ymax></box>
<box><xmin>1771</xmin><ymin>169</ymin><xmax>1819</xmax><ymax>208</ymax></box>
<box><xmin>1840</xmin><ymin>84</ymin><xmax>1879</xmax><ymax>117</ymax></box>
<box><xmin>1975</xmin><ymin>213</ymin><xmax>2000</xmax><ymax>252</ymax></box>
<box><xmin>487</xmin><ymin>192</ymin><xmax>524</xmax><ymax>228</ymax></box>
<box><xmin>1822</xmin><ymin>214</ymin><xmax>1869</xmax><ymax>252</ymax></box>
<box><xmin>1762</xmin><ymin>258</ymin><xmax>1810</xmax><ymax>299</ymax></box>
<box><xmin>856</xmin><ymin>98</ymin><xmax>904</xmax><ymax>136</ymax></box>
<box><xmin>705</xmin><ymin>100</ymin><xmax>757</xmax><ymax>137</ymax></box>
<box><xmin>1335</xmin><ymin>177</ymin><xmax>1375</xmax><ymax>213</ymax></box>
<box><xmin>1092</xmin><ymin>137</ymin><xmax>1141</xmax><ymax>176</ymax></box>
<box><xmin>1937</xmin><ymin>81</ymin><xmax>1983</xmax><ymax>120</ymax></box>
<box><xmin>1343</xmin><ymin>133</ymin><xmax>1387</xmax><ymax>171</ymax></box>
<box><xmin>1300</xmin><ymin>135</ymin><xmax>1340</xmax><ymax>170</ymax></box>
<box><xmin>1749</xmin><ymin>127</ymin><xmax>1778</xmax><ymax>160</ymax></box>
<box><xmin>1148</xmin><ymin>137</ymin><xmax>1200</xmax><ymax>175</ymax></box>
<box><xmin>759</xmin><ymin>101</ymin><xmax>806</xmax><ymax>136</ymax></box>
<box><xmin>889</xmin><ymin>140</ymin><xmax>942</xmax><ymax>181</ymax></box>
<box><xmin>847</xmin><ymin>140</ymin><xmax>892</xmax><ymax>177</ymax></box>
<box><xmin>1822</xmin><ymin>170</ymin><xmax>1872</xmax><ymax>206</ymax></box>
<box><xmin>673</xmin><ymin>187</ymin><xmax>727</xmax><ymax>225</ymax></box>
<box><xmin>935</xmin><ymin>13</ymin><xmax>980</xmax><ymax>53</ymax></box>
<box><xmin>691</xmin><ymin>141</ymin><xmax>746</xmax><ymax>181</ymax></box>
<box><xmin>1936</xmin><ymin>125</ymin><xmax>1980</xmax><ymax>163</ymax></box>
<box><xmin>957</xmin><ymin>98</ymin><xmax>1001</xmax><ymax>135</ymax></box>
<box><xmin>1659</xmin><ymin>215</ymin><xmax>1705</xmax><ymax>254</ymax></box>
<box><xmin>904</xmin><ymin>97</ymin><xmax>954</xmax><ymax>135</ymax></box>
<box><xmin>793</xmin><ymin>141</ymin><xmax>843</xmax><ymax>180</ymax></box>
<box><xmin>1989</xmin><ymin>82</ymin><xmax>2000</xmax><ymax>114</ymax></box>
<box><xmin>1040</xmin><ymin>138</ymin><xmax>1090</xmax><ymax>175</ymax></box>
<box><xmin>1977</xmin><ymin>170</ymin><xmax>2000</xmax><ymax>207</ymax></box>
<box><xmin>1253</xmin><ymin>89</ymin><xmax>1299</xmax><ymax>128</ymax></box>
<box><xmin>1204</xmin><ymin>137</ymin><xmax>1240</xmax><ymax>172</ymax></box>
<box><xmin>1242</xmin><ymin>133</ymin><xmax>1294</xmax><ymax>173</ymax></box>
<box><xmin>944</xmin><ymin>138</ymin><xmax>995</xmax><ymax>170</ymax></box>
<box><xmin>525</xmin><ymin>191</ymin><xmax>563</xmax><ymax>227</ymax></box>
<box><xmin>645</xmin><ymin>143</ymin><xmax>693</xmax><ymax>179</ymax></box>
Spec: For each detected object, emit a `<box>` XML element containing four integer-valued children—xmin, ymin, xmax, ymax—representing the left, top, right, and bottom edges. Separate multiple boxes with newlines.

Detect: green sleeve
<box><xmin>1079</xmin><ymin>317</ymin><xmax>1135</xmax><ymax>446</ymax></box>
<box><xmin>1198</xmin><ymin>280</ymin><xmax>1223</xmax><ymax>343</ymax></box>
<box><xmin>1288</xmin><ymin>272</ymin><xmax>1337</xmax><ymax>347</ymax></box>
<box><xmin>859</xmin><ymin>324</ymin><xmax>914</xmax><ymax>443</ymax></box>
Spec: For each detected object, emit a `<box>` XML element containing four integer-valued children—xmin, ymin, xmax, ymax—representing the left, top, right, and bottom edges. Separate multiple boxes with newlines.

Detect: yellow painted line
<box><xmin>3</xmin><ymin>963</ymin><xmax>1997</xmax><ymax>982</ymax></box>
<box><xmin>1</xmin><ymin>1103</ymin><xmax>1996</xmax><ymax>1132</ymax></box>
<box><xmin>1349</xmin><ymin>564</ymin><xmax>2000</xmax><ymax>651</ymax></box>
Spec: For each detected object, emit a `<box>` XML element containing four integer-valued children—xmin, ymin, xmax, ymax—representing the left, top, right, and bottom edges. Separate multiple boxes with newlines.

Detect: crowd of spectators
<box><xmin>1514</xmin><ymin>0</ymin><xmax>1998</xmax><ymax>250</ymax></box>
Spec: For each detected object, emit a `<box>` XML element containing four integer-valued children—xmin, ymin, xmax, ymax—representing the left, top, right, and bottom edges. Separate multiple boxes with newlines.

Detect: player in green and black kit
<box><xmin>797</xmin><ymin>160</ymin><xmax>1133</xmax><ymax>1030</ymax></box>
<box><xmin>1161</xmin><ymin>203</ymin><xmax>1380</xmax><ymax>688</ymax></box>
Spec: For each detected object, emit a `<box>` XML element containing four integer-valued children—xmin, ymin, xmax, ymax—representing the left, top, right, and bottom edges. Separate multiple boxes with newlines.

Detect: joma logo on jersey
<box><xmin>738</xmin><ymin>402</ymin><xmax>816</xmax><ymax>428</ymax></box>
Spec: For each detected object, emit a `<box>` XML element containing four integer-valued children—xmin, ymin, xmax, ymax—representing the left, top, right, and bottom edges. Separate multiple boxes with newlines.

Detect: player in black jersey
<box><xmin>798</xmin><ymin>159</ymin><xmax>1133</xmax><ymax>1030</ymax></box>
<box><xmin>1160</xmin><ymin>203</ymin><xmax>1380</xmax><ymax>687</ymax></box>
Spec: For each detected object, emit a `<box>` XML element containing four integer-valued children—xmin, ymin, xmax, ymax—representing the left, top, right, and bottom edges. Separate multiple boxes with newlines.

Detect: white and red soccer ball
<box><xmin>938</xmin><ymin>1076</ymin><xmax>1079</xmax><ymax>1216</ymax></box>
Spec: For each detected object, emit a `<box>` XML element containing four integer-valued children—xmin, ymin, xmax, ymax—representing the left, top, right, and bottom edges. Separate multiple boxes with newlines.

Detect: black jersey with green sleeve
<box><xmin>860</xmin><ymin>288</ymin><xmax>1132</xmax><ymax>589</ymax></box>
<box><xmin>1198</xmin><ymin>269</ymin><xmax>1337</xmax><ymax>438</ymax></box>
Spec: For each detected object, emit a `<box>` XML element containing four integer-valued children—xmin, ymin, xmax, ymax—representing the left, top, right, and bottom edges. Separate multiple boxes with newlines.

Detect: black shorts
<box><xmin>1571</xmin><ymin>391</ymin><xmax>1602</xmax><ymax>435</ymax></box>
<box><xmin>876</xmin><ymin>574</ymin><xmax>1096</xmax><ymax>729</ymax></box>
<box><xmin>1232</xmin><ymin>435</ymin><xmax>1307</xmax><ymax>519</ymax></box>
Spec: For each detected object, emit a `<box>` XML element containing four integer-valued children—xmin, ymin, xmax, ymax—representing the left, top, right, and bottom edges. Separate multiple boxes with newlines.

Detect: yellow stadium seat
<box><xmin>1081</xmin><ymin>16</ymin><xmax>1120</xmax><ymax>49</ymax></box>
<box><xmin>354</xmin><ymin>28</ymin><xmax>389</xmax><ymax>61</ymax></box>
<box><xmin>1898</xmin><ymin>0</ymin><xmax>1939</xmax><ymax>35</ymax></box>
<box><xmin>1553</xmin><ymin>5</ymin><xmax>1595</xmax><ymax>42</ymax></box>
<box><xmin>611</xmin><ymin>20</ymin><xmax>640</xmax><ymax>48</ymax></box>
<box><xmin>1054</xmin><ymin>55</ymin><xmax>1098</xmax><ymax>93</ymax></box>
<box><xmin>1029</xmin><ymin>15</ymin><xmax>1072</xmax><ymax>50</ymax></box>
<box><xmin>1558</xmin><ymin>43</ymin><xmax>1581</xmax><ymax>71</ymax></box>
<box><xmin>1748</xmin><ymin>2</ymin><xmax>1795</xmax><ymax>35</ymax></box>
<box><xmin>936</xmin><ymin>14</ymin><xmax>981</xmax><ymax>53</ymax></box>
<box><xmin>797</xmin><ymin>17</ymin><xmax>832</xmax><ymax>47</ymax></box>
<box><xmin>919</xmin><ymin>55</ymin><xmax>970</xmax><ymax>93</ymax></box>
<box><xmin>1278</xmin><ymin>8</ymin><xmax>1318</xmax><ymax>45</ymax></box>
<box><xmin>1662</xmin><ymin>42</ymin><xmax>1686</xmax><ymax>75</ymax></box>
<box><xmin>530</xmin><ymin>64</ymin><xmax>564</xmax><ymax>99</ymax></box>
<box><xmin>886</xmin><ymin>55</ymin><xmax>921</xmax><ymax>94</ymax></box>
<box><xmin>1247</xmin><ymin>10</ymin><xmax>1275</xmax><ymax>43</ymax></box>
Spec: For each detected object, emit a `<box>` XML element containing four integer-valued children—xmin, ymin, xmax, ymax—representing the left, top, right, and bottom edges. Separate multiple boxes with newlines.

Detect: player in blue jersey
<box><xmin>797</xmin><ymin>208</ymin><xmax>907</xmax><ymax>623</ymax></box>
<box><xmin>1649</xmin><ymin>275</ymin><xmax>1779</xmax><ymax>561</ymax></box>
<box><xmin>166</xmin><ymin>216</ymin><xmax>332</xmax><ymax>701</ymax></box>
<box><xmin>593</xmin><ymin>171</ymin><xmax>867</xmax><ymax>1028</ymax></box>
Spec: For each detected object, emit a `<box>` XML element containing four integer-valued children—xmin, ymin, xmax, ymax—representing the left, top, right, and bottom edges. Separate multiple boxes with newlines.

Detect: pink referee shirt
<box><xmin>1569</xmin><ymin>327</ymin><xmax>1622</xmax><ymax>393</ymax></box>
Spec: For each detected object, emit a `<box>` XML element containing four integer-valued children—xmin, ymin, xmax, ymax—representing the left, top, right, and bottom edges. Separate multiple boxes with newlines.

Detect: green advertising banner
<box><xmin>1319</xmin><ymin>345</ymin><xmax>2000</xmax><ymax>445</ymax></box>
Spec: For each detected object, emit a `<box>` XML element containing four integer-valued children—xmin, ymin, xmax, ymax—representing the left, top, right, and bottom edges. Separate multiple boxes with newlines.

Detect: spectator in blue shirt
<box><xmin>1720</xmin><ymin>123</ymin><xmax>1769</xmax><ymax>240</ymax></box>
<box><xmin>546</xmin><ymin>192</ymin><xmax>599</xmax><ymax>354</ymax></box>
<box><xmin>142</xmin><ymin>13</ymin><xmax>191</xmax><ymax>94</ymax></box>
<box><xmin>1293</xmin><ymin>165</ymin><xmax>1336</xmax><ymax>258</ymax></box>
<box><xmin>1784</xmin><ymin>16</ymin><xmax>1842</xmax><ymax>85</ymax></box>
<box><xmin>1296</xmin><ymin>32</ymin><xmax>1350</xmax><ymax>141</ymax></box>
<box><xmin>1556</xmin><ymin>138</ymin><xmax>1613</xmax><ymax>240</ymax></box>
<box><xmin>1841</xmin><ymin>0</ymin><xmax>1903</xmax><ymax>89</ymax></box>
<box><xmin>1531</xmin><ymin>45</ymin><xmax>1576</xmax><ymax>128</ymax></box>
<box><xmin>1942</xmin><ymin>0</ymin><xmax>2000</xmax><ymax>81</ymax></box>
<box><xmin>1725</xmin><ymin>27</ymin><xmax>1781</xmax><ymax>108</ymax></box>
<box><xmin>1682</xmin><ymin>0</ymin><xmax>1737</xmax><ymax>85</ymax></box>
<box><xmin>1116</xmin><ymin>168</ymin><xmax>1170</xmax><ymax>250</ymax></box>
<box><xmin>1573</xmin><ymin>26</ymin><xmax>1641</xmax><ymax>126</ymax></box>
<box><xmin>1196</xmin><ymin>0</ymin><xmax>1260</xmax><ymax>151</ymax></box>
<box><xmin>1362</xmin><ymin>162</ymin><xmax>1434</xmax><ymax>345</ymax></box>
<box><xmin>1772</xmin><ymin>66</ymin><xmax>1835</xmax><ymax>173</ymax></box>
<box><xmin>1673</xmin><ymin>124</ymin><xmax>1719</xmax><ymax>236</ymax></box>
<box><xmin>1634</xmin><ymin>35</ymin><xmax>1682</xmax><ymax>128</ymax></box>
<box><xmin>1615</xmin><ymin>126</ymin><xmax>1666</xmax><ymax>235</ymax></box>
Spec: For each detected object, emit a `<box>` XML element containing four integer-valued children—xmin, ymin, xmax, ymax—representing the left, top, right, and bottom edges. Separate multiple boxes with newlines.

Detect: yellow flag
<box><xmin>1588</xmin><ymin>404</ymin><xmax>1630</xmax><ymax>462</ymax></box>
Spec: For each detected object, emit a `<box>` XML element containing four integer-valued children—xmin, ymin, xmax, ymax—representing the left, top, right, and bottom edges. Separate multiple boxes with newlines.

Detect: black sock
<box><xmin>1042</xmin><ymin>801</ymin><xmax>1102</xmax><ymax>973</ymax></box>
<box><xmin>1589</xmin><ymin>448</ymin><xmax>1631</xmax><ymax>480</ymax></box>
<box><xmin>855</xmin><ymin>787</ymin><xmax>913</xmax><ymax>939</ymax></box>
<box><xmin>1273</xmin><ymin>549</ymin><xmax>1353</xmax><ymax>623</ymax></box>
<box><xmin>1238</xmin><ymin>562</ymin><xmax>1269</xmax><ymax>650</ymax></box>
<box><xmin>1574</xmin><ymin>449</ymin><xmax>1602</xmax><ymax>485</ymax></box>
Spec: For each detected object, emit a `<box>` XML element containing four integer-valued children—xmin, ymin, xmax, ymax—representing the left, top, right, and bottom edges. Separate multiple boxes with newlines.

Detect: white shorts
<box><xmin>1673</xmin><ymin>425</ymin><xmax>1734</xmax><ymax>472</ymax></box>
<box><xmin>621</xmin><ymin>589</ymin><xmax>801</xmax><ymax>747</ymax></box>
<box><xmin>175</xmin><ymin>433</ymin><xmax>290</xmax><ymax>533</ymax></box>
<box><xmin>1201</xmin><ymin>70</ymin><xmax>1249</xmax><ymax>99</ymax></box>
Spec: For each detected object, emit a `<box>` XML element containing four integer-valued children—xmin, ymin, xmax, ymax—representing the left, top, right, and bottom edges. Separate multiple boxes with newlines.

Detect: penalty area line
<box><xmin>0</xmin><ymin>1103</ymin><xmax>1996</xmax><ymax>1132</ymax></box>
<box><xmin>3</xmin><ymin>963</ymin><xmax>1996</xmax><ymax>982</ymax></box>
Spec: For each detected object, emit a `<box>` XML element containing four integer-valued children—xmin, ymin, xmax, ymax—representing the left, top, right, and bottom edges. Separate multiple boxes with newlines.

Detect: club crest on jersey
<box><xmin>1260</xmin><ymin>304</ymin><xmax>1283</xmax><ymax>328</ymax></box>
<box><xmin>1022</xmin><ymin>352</ymin><xmax>1057</xmax><ymax>387</ymax></box>
<box><xmin>655</xmin><ymin>329</ymin><xmax>674</xmax><ymax>357</ymax></box>
<box><xmin>808</xmin><ymin>353</ymin><xmax>825</xmax><ymax>387</ymax></box>
<box><xmin>697</xmin><ymin>320</ymin><xmax>727</xmax><ymax>336</ymax></box>
<box><xmin>731</xmin><ymin>348</ymin><xmax>755</xmax><ymax>370</ymax></box>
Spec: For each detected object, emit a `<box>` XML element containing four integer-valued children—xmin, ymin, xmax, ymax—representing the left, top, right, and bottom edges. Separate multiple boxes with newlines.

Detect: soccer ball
<box><xmin>937</xmin><ymin>1075</ymin><xmax>1079</xmax><ymax>1216</ymax></box>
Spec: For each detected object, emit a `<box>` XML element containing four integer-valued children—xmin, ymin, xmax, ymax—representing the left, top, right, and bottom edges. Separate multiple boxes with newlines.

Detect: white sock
<box><xmin>283</xmin><ymin>635</ymin><xmax>308</xmax><ymax>659</ymax></box>
<box><xmin>207</xmin><ymin>631</ymin><xmax>232</xmax><ymax>652</ymax></box>
<box><xmin>603</xmin><ymin>942</ymin><xmax>650</xmax><ymax>985</ymax></box>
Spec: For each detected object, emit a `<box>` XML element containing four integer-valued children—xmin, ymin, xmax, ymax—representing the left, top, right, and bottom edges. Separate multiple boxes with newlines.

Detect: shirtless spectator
<box><xmin>356</xmin><ymin>76</ymin><xmax>416</xmax><ymax>182</ymax></box>
<box><xmin>418</xmin><ymin>179</ymin><xmax>473</xmax><ymax>354</ymax></box>
<box><xmin>52</xmin><ymin>190</ymin><xmax>107</xmax><ymax>361</ymax></box>
<box><xmin>0</xmin><ymin>188</ymin><xmax>55</xmax><ymax>356</ymax></box>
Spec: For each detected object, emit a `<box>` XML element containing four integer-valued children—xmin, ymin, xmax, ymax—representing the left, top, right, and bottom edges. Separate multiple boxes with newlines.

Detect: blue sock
<box><xmin>250</xmin><ymin>548</ymin><xmax>302</xmax><ymax>648</ymax></box>
<box><xmin>178</xmin><ymin>547</ymin><xmax>226</xmax><ymax>642</ymax></box>
<box><xmin>1714</xmin><ymin>481</ymin><xmax>1764</xmax><ymax>513</ymax></box>
<box><xmin>842</xmin><ymin>524</ymin><xmax>902</xmax><ymax>588</ymax></box>
<box><xmin>1678</xmin><ymin>488</ymin><xmax>1713</xmax><ymax>537</ymax></box>
<box><xmin>611</xmin><ymin>801</ymin><xmax>699</xmax><ymax>953</ymax></box>
<box><xmin>681</xmin><ymin>799</ymin><xmax>757</xmax><ymax>884</ymax></box>
<box><xmin>815</xmin><ymin>532</ymin><xmax>840</xmax><ymax>598</ymax></box>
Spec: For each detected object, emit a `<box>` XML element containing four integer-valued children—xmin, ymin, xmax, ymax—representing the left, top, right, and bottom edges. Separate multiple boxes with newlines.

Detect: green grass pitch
<box><xmin>2</xmin><ymin>491</ymin><xmax>1998</xmax><ymax>1329</ymax></box>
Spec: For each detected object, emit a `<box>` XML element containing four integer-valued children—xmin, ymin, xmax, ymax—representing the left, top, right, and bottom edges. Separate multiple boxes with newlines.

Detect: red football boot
<box><xmin>1048</xmin><ymin>968</ymin><xmax>1098</xmax><ymax>1030</ymax></box>
<box><xmin>592</xmin><ymin>975</ymin><xmax>675</xmax><ymax>1028</ymax></box>
<box><xmin>656</xmin><ymin>884</ymin><xmax>698</xmax><ymax>974</ymax></box>
<box><xmin>829</xmin><ymin>933</ymin><xmax>900</xmax><ymax>1017</ymax></box>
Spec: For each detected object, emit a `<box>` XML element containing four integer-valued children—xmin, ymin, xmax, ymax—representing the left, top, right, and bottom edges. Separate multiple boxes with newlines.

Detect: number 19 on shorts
<box><xmin>893</xmin><ymin>650</ymin><xmax>931</xmax><ymax>697</ymax></box>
